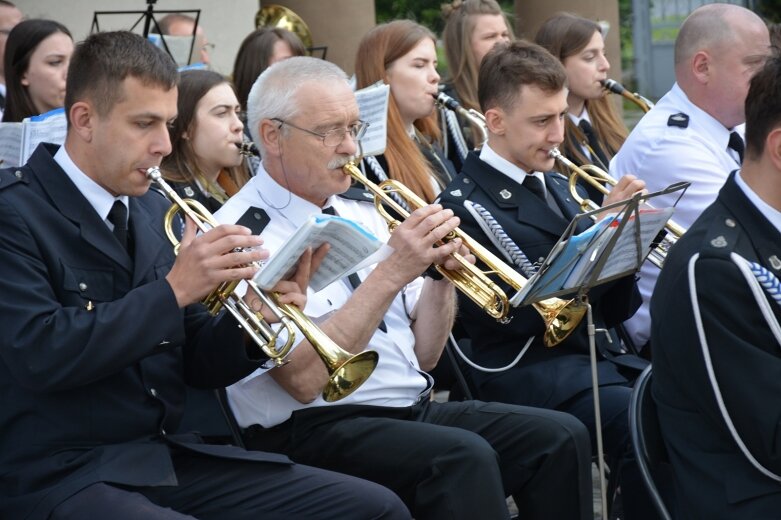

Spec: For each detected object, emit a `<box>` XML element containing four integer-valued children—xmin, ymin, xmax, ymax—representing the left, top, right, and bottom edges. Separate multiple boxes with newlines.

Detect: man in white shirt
<box><xmin>216</xmin><ymin>56</ymin><xmax>594</xmax><ymax>520</ymax></box>
<box><xmin>609</xmin><ymin>3</ymin><xmax>771</xmax><ymax>350</ymax></box>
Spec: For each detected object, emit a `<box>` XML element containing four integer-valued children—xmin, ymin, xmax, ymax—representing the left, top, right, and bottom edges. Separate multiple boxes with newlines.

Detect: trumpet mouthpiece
<box><xmin>236</xmin><ymin>141</ymin><xmax>260</xmax><ymax>157</ymax></box>
<box><xmin>601</xmin><ymin>79</ymin><xmax>625</xmax><ymax>95</ymax></box>
<box><xmin>434</xmin><ymin>91</ymin><xmax>461</xmax><ymax>111</ymax></box>
<box><xmin>146</xmin><ymin>166</ymin><xmax>162</xmax><ymax>180</ymax></box>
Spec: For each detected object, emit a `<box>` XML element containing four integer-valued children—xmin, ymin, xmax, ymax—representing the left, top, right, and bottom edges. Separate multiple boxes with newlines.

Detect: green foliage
<box><xmin>374</xmin><ymin>0</ymin><xmax>515</xmax><ymax>35</ymax></box>
<box><xmin>757</xmin><ymin>0</ymin><xmax>781</xmax><ymax>22</ymax></box>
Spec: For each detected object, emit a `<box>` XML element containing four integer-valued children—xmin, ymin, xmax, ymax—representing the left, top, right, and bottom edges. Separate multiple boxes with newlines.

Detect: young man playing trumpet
<box><xmin>652</xmin><ymin>53</ymin><xmax>781</xmax><ymax>518</ymax></box>
<box><xmin>214</xmin><ymin>55</ymin><xmax>594</xmax><ymax>520</ymax></box>
<box><xmin>437</xmin><ymin>39</ymin><xmax>655</xmax><ymax>519</ymax></box>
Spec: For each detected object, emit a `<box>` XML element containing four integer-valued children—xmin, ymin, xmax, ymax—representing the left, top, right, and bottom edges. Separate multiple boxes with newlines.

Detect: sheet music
<box><xmin>254</xmin><ymin>214</ymin><xmax>390</xmax><ymax>292</ymax></box>
<box><xmin>21</xmin><ymin>109</ymin><xmax>67</xmax><ymax>164</ymax></box>
<box><xmin>355</xmin><ymin>82</ymin><xmax>389</xmax><ymax>157</ymax></box>
<box><xmin>0</xmin><ymin>122</ymin><xmax>22</xmax><ymax>167</ymax></box>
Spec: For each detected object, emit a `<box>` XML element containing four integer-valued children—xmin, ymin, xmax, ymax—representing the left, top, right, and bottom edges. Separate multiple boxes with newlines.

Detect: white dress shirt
<box><xmin>609</xmin><ymin>82</ymin><xmax>743</xmax><ymax>347</ymax></box>
<box><xmin>54</xmin><ymin>145</ymin><xmax>129</xmax><ymax>230</ymax></box>
<box><xmin>479</xmin><ymin>143</ymin><xmax>547</xmax><ymax>196</ymax></box>
<box><xmin>213</xmin><ymin>161</ymin><xmax>429</xmax><ymax>428</ymax></box>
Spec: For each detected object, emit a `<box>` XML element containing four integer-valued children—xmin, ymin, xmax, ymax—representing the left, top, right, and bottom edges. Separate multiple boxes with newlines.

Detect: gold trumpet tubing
<box><xmin>344</xmin><ymin>162</ymin><xmax>586</xmax><ymax>345</ymax></box>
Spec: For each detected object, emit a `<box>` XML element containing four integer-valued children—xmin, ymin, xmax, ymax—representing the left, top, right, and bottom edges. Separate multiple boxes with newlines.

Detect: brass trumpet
<box><xmin>147</xmin><ymin>167</ymin><xmax>378</xmax><ymax>402</ymax></box>
<box><xmin>548</xmin><ymin>148</ymin><xmax>685</xmax><ymax>269</ymax></box>
<box><xmin>343</xmin><ymin>161</ymin><xmax>585</xmax><ymax>347</ymax></box>
<box><xmin>602</xmin><ymin>79</ymin><xmax>655</xmax><ymax>113</ymax></box>
<box><xmin>433</xmin><ymin>91</ymin><xmax>488</xmax><ymax>150</ymax></box>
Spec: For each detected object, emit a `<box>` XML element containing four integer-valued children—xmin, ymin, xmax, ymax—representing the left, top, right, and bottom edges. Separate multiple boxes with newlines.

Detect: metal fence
<box><xmin>631</xmin><ymin>0</ymin><xmax>754</xmax><ymax>100</ymax></box>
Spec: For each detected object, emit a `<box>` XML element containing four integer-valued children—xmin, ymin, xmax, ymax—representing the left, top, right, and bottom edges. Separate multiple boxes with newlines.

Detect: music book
<box><xmin>0</xmin><ymin>108</ymin><xmax>66</xmax><ymax>167</ymax></box>
<box><xmin>254</xmin><ymin>214</ymin><xmax>386</xmax><ymax>292</ymax></box>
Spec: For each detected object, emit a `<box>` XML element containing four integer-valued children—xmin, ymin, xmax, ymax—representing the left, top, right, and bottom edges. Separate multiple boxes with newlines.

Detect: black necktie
<box><xmin>523</xmin><ymin>175</ymin><xmax>546</xmax><ymax>201</ymax></box>
<box><xmin>108</xmin><ymin>200</ymin><xmax>129</xmax><ymax>251</ymax></box>
<box><xmin>579</xmin><ymin>119</ymin><xmax>609</xmax><ymax>167</ymax></box>
<box><xmin>322</xmin><ymin>205</ymin><xmax>386</xmax><ymax>333</ymax></box>
<box><xmin>728</xmin><ymin>131</ymin><xmax>745</xmax><ymax>164</ymax></box>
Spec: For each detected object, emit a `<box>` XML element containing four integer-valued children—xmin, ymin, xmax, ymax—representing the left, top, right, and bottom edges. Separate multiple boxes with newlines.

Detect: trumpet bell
<box><xmin>324</xmin><ymin>350</ymin><xmax>379</xmax><ymax>402</ymax></box>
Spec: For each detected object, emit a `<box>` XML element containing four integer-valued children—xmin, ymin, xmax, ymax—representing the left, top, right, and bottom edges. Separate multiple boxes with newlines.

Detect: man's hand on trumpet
<box><xmin>599</xmin><ymin>174</ymin><xmax>647</xmax><ymax>220</ymax></box>
<box><xmin>243</xmin><ymin>244</ymin><xmax>330</xmax><ymax>323</ymax></box>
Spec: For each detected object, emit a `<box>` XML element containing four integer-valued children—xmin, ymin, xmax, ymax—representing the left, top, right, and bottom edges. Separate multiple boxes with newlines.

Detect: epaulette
<box><xmin>667</xmin><ymin>113</ymin><xmax>689</xmax><ymax>128</ymax></box>
<box><xmin>440</xmin><ymin>174</ymin><xmax>476</xmax><ymax>200</ymax></box>
<box><xmin>234</xmin><ymin>206</ymin><xmax>270</xmax><ymax>235</ymax></box>
<box><xmin>0</xmin><ymin>167</ymin><xmax>29</xmax><ymax>190</ymax></box>
<box><xmin>699</xmin><ymin>214</ymin><xmax>740</xmax><ymax>260</ymax></box>
<box><xmin>338</xmin><ymin>185</ymin><xmax>376</xmax><ymax>203</ymax></box>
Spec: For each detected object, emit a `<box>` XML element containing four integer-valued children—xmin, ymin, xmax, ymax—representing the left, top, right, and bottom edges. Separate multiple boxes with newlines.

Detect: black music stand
<box><xmin>90</xmin><ymin>1</ymin><xmax>202</xmax><ymax>66</ymax></box>
<box><xmin>511</xmin><ymin>181</ymin><xmax>688</xmax><ymax>519</ymax></box>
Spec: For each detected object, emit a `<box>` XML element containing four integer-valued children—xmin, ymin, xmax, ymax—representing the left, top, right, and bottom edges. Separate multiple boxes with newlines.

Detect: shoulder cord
<box><xmin>364</xmin><ymin>155</ymin><xmax>412</xmax><ymax>213</ymax></box>
<box><xmin>464</xmin><ymin>200</ymin><xmax>538</xmax><ymax>277</ymax></box>
<box><xmin>442</xmin><ymin>108</ymin><xmax>469</xmax><ymax>163</ymax></box>
<box><xmin>689</xmin><ymin>252</ymin><xmax>781</xmax><ymax>482</ymax></box>
<box><xmin>449</xmin><ymin>331</ymin><xmax>535</xmax><ymax>373</ymax></box>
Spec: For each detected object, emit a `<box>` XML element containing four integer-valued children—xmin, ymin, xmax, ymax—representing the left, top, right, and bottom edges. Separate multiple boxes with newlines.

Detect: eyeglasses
<box><xmin>272</xmin><ymin>118</ymin><xmax>369</xmax><ymax>147</ymax></box>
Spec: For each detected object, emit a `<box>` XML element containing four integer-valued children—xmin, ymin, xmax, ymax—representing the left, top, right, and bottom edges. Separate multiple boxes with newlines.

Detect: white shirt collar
<box><xmin>479</xmin><ymin>143</ymin><xmax>547</xmax><ymax>195</ymax></box>
<box><xmin>568</xmin><ymin>107</ymin><xmax>592</xmax><ymax>127</ymax></box>
<box><xmin>54</xmin><ymin>145</ymin><xmax>129</xmax><ymax>226</ymax></box>
<box><xmin>669</xmin><ymin>83</ymin><xmax>739</xmax><ymax>157</ymax></box>
<box><xmin>734</xmin><ymin>170</ymin><xmax>781</xmax><ymax>236</ymax></box>
<box><xmin>253</xmin><ymin>159</ymin><xmax>337</xmax><ymax>228</ymax></box>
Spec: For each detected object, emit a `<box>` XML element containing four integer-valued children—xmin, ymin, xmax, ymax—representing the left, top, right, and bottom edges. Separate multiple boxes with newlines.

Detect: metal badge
<box><xmin>184</xmin><ymin>186</ymin><xmax>195</xmax><ymax>197</ymax></box>
<box><xmin>85</xmin><ymin>301</ymin><xmax>94</xmax><ymax>311</ymax></box>
<box><xmin>725</xmin><ymin>218</ymin><xmax>736</xmax><ymax>228</ymax></box>
<box><xmin>710</xmin><ymin>235</ymin><xmax>728</xmax><ymax>248</ymax></box>
<box><xmin>769</xmin><ymin>255</ymin><xmax>781</xmax><ymax>270</ymax></box>
<box><xmin>499</xmin><ymin>189</ymin><xmax>512</xmax><ymax>200</ymax></box>
<box><xmin>450</xmin><ymin>189</ymin><xmax>462</xmax><ymax>197</ymax></box>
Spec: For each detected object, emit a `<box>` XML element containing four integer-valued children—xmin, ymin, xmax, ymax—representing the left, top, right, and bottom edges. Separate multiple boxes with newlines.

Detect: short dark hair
<box><xmin>744</xmin><ymin>52</ymin><xmax>781</xmax><ymax>161</ymax></box>
<box><xmin>3</xmin><ymin>19</ymin><xmax>71</xmax><ymax>123</ymax></box>
<box><xmin>65</xmin><ymin>31</ymin><xmax>178</xmax><ymax>124</ymax></box>
<box><xmin>478</xmin><ymin>39</ymin><xmax>566</xmax><ymax>113</ymax></box>
<box><xmin>232</xmin><ymin>27</ymin><xmax>306</xmax><ymax>111</ymax></box>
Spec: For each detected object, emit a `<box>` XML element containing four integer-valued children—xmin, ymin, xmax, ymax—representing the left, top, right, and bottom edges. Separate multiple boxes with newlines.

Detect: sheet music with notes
<box><xmin>355</xmin><ymin>82</ymin><xmax>390</xmax><ymax>157</ymax></box>
<box><xmin>254</xmin><ymin>214</ymin><xmax>390</xmax><ymax>292</ymax></box>
<box><xmin>0</xmin><ymin>108</ymin><xmax>66</xmax><ymax>167</ymax></box>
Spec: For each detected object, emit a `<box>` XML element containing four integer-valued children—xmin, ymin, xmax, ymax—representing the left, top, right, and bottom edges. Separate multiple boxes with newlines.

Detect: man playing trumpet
<box><xmin>215</xmin><ymin>55</ymin><xmax>594</xmax><ymax>520</ymax></box>
<box><xmin>437</xmin><ymin>40</ymin><xmax>654</xmax><ymax>518</ymax></box>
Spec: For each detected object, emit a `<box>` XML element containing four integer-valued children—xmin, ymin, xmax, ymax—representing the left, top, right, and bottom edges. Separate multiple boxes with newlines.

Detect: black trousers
<box><xmin>244</xmin><ymin>400</ymin><xmax>592</xmax><ymax>520</ymax></box>
<box><xmin>49</xmin><ymin>447</ymin><xmax>409</xmax><ymax>520</ymax></box>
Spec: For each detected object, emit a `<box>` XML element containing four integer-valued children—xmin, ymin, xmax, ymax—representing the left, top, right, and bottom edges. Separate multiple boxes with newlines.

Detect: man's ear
<box><xmin>484</xmin><ymin>107</ymin><xmax>505</xmax><ymax>136</ymax></box>
<box><xmin>691</xmin><ymin>51</ymin><xmax>711</xmax><ymax>84</ymax></box>
<box><xmin>260</xmin><ymin>118</ymin><xmax>283</xmax><ymax>157</ymax></box>
<box><xmin>68</xmin><ymin>101</ymin><xmax>95</xmax><ymax>142</ymax></box>
<box><xmin>766</xmin><ymin>127</ymin><xmax>781</xmax><ymax>172</ymax></box>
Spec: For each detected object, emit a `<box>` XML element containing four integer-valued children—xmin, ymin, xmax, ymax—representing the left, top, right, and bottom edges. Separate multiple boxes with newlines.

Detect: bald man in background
<box><xmin>157</xmin><ymin>13</ymin><xmax>211</xmax><ymax>66</ymax></box>
<box><xmin>609</xmin><ymin>3</ymin><xmax>771</xmax><ymax>353</ymax></box>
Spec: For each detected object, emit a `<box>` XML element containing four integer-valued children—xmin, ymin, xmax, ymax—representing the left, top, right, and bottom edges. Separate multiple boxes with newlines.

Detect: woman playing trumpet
<box><xmin>535</xmin><ymin>12</ymin><xmax>629</xmax><ymax>203</ymax></box>
<box><xmin>160</xmin><ymin>69</ymin><xmax>250</xmax><ymax>214</ymax></box>
<box><xmin>354</xmin><ymin>20</ymin><xmax>456</xmax><ymax>203</ymax></box>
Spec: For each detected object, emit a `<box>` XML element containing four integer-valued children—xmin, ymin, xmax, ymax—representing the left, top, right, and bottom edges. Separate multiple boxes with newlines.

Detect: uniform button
<box><xmin>725</xmin><ymin>218</ymin><xmax>736</xmax><ymax>228</ymax></box>
<box><xmin>14</xmin><ymin>170</ymin><xmax>22</xmax><ymax>179</ymax></box>
<box><xmin>78</xmin><ymin>282</ymin><xmax>88</xmax><ymax>291</ymax></box>
<box><xmin>161</xmin><ymin>428</ymin><xmax>167</xmax><ymax>436</ymax></box>
<box><xmin>150</xmin><ymin>388</ymin><xmax>158</xmax><ymax>397</ymax></box>
<box><xmin>463</xmin><ymin>178</ymin><xmax>470</xmax><ymax>184</ymax></box>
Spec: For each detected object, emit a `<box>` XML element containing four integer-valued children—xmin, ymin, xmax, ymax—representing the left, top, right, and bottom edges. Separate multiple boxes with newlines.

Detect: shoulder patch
<box><xmin>700</xmin><ymin>214</ymin><xmax>739</xmax><ymax>259</ymax></box>
<box><xmin>234</xmin><ymin>206</ymin><xmax>270</xmax><ymax>235</ymax></box>
<box><xmin>667</xmin><ymin>112</ymin><xmax>689</xmax><ymax>128</ymax></box>
<box><xmin>0</xmin><ymin>168</ymin><xmax>29</xmax><ymax>190</ymax></box>
<box><xmin>338</xmin><ymin>185</ymin><xmax>375</xmax><ymax>203</ymax></box>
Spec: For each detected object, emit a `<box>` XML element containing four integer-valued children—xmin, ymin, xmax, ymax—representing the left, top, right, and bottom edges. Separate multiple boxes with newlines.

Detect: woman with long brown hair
<box><xmin>535</xmin><ymin>12</ymin><xmax>629</xmax><ymax>202</ymax></box>
<box><xmin>440</xmin><ymin>0</ymin><xmax>513</xmax><ymax>167</ymax></box>
<box><xmin>354</xmin><ymin>20</ymin><xmax>455</xmax><ymax>203</ymax></box>
<box><xmin>160</xmin><ymin>69</ymin><xmax>250</xmax><ymax>214</ymax></box>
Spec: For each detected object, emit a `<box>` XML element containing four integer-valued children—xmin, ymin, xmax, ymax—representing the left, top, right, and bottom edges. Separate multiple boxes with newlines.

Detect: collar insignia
<box><xmin>499</xmin><ymin>189</ymin><xmax>512</xmax><ymax>200</ymax></box>
<box><xmin>769</xmin><ymin>255</ymin><xmax>781</xmax><ymax>270</ymax></box>
<box><xmin>184</xmin><ymin>186</ymin><xmax>195</xmax><ymax>197</ymax></box>
<box><xmin>450</xmin><ymin>189</ymin><xmax>462</xmax><ymax>197</ymax></box>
